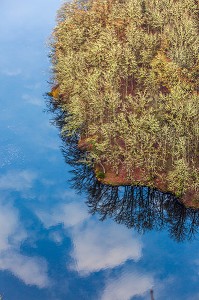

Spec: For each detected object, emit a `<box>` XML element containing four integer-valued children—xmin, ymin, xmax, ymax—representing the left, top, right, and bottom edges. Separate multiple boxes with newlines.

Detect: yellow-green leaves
<box><xmin>50</xmin><ymin>0</ymin><xmax>199</xmax><ymax>201</ymax></box>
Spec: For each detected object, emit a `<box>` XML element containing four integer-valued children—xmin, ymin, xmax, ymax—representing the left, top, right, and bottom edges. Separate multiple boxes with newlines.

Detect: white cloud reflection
<box><xmin>38</xmin><ymin>200</ymin><xmax>88</xmax><ymax>229</ymax></box>
<box><xmin>101</xmin><ymin>271</ymin><xmax>154</xmax><ymax>300</ymax></box>
<box><xmin>0</xmin><ymin>251</ymin><xmax>49</xmax><ymax>288</ymax></box>
<box><xmin>37</xmin><ymin>191</ymin><xmax>88</xmax><ymax>228</ymax></box>
<box><xmin>0</xmin><ymin>201</ymin><xmax>26</xmax><ymax>251</ymax></box>
<box><xmin>70</xmin><ymin>221</ymin><xmax>142</xmax><ymax>275</ymax></box>
<box><xmin>37</xmin><ymin>192</ymin><xmax>143</xmax><ymax>275</ymax></box>
<box><xmin>0</xmin><ymin>170</ymin><xmax>37</xmax><ymax>192</ymax></box>
<box><xmin>0</xmin><ymin>194</ymin><xmax>49</xmax><ymax>288</ymax></box>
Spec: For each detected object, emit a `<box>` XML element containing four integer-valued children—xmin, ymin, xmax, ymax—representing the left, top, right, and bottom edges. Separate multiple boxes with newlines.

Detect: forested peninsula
<box><xmin>49</xmin><ymin>0</ymin><xmax>199</xmax><ymax>208</ymax></box>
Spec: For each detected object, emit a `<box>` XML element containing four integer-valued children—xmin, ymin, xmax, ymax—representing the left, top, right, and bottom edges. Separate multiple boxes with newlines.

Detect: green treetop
<box><xmin>50</xmin><ymin>0</ymin><xmax>199</xmax><ymax>206</ymax></box>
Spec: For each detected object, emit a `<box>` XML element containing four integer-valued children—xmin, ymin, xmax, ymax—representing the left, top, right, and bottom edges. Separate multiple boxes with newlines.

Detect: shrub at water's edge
<box><xmin>49</xmin><ymin>0</ymin><xmax>199</xmax><ymax>208</ymax></box>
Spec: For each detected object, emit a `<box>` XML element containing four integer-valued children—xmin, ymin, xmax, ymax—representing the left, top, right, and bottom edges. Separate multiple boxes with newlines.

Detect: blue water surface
<box><xmin>0</xmin><ymin>1</ymin><xmax>199</xmax><ymax>300</ymax></box>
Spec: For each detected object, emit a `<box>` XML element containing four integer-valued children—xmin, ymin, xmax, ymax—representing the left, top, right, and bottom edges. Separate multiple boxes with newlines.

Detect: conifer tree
<box><xmin>50</xmin><ymin>0</ymin><xmax>199</xmax><ymax>207</ymax></box>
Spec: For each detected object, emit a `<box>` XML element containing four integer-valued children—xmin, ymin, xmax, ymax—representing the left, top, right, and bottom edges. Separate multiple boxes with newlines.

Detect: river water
<box><xmin>0</xmin><ymin>1</ymin><xmax>199</xmax><ymax>300</ymax></box>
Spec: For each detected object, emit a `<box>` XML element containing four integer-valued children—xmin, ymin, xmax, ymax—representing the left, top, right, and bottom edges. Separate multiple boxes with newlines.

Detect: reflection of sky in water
<box><xmin>0</xmin><ymin>1</ymin><xmax>199</xmax><ymax>299</ymax></box>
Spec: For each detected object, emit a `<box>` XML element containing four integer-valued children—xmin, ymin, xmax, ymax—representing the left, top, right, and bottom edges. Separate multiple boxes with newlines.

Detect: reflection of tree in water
<box><xmin>47</xmin><ymin>98</ymin><xmax>199</xmax><ymax>243</ymax></box>
<box><xmin>61</xmin><ymin>136</ymin><xmax>198</xmax><ymax>243</ymax></box>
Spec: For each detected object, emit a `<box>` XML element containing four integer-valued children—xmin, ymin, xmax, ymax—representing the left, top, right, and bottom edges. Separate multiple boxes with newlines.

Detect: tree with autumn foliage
<box><xmin>50</xmin><ymin>0</ymin><xmax>199</xmax><ymax>207</ymax></box>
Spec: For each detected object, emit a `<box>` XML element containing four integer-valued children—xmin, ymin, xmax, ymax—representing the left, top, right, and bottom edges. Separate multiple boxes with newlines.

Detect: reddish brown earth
<box><xmin>96</xmin><ymin>163</ymin><xmax>199</xmax><ymax>209</ymax></box>
<box><xmin>50</xmin><ymin>88</ymin><xmax>199</xmax><ymax>209</ymax></box>
<box><xmin>78</xmin><ymin>136</ymin><xmax>199</xmax><ymax>209</ymax></box>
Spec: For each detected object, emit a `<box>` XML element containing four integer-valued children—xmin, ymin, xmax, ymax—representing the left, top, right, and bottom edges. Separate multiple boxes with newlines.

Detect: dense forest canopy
<box><xmin>50</xmin><ymin>0</ymin><xmax>199</xmax><ymax>206</ymax></box>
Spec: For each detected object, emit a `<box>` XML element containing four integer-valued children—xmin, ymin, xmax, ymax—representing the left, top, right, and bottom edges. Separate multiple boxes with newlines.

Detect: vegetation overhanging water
<box><xmin>49</xmin><ymin>0</ymin><xmax>199</xmax><ymax>207</ymax></box>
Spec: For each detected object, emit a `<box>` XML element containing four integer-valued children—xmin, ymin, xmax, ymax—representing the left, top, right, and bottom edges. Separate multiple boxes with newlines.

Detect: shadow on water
<box><xmin>46</xmin><ymin>95</ymin><xmax>199</xmax><ymax>243</ymax></box>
